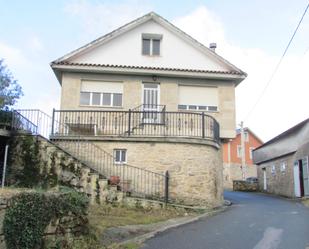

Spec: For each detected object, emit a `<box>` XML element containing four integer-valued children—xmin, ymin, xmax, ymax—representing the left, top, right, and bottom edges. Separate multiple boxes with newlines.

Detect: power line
<box><xmin>243</xmin><ymin>1</ymin><xmax>309</xmax><ymax>122</ymax></box>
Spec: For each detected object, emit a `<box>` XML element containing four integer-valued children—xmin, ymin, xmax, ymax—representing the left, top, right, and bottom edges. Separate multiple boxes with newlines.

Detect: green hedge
<box><xmin>3</xmin><ymin>191</ymin><xmax>89</xmax><ymax>249</ymax></box>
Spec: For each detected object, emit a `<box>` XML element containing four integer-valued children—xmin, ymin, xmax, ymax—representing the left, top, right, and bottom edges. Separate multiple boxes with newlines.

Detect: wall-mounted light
<box><xmin>152</xmin><ymin>75</ymin><xmax>158</xmax><ymax>81</ymax></box>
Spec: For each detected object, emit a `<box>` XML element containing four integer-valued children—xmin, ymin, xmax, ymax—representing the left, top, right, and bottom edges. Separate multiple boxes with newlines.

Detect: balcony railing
<box><xmin>52</xmin><ymin>109</ymin><xmax>220</xmax><ymax>143</ymax></box>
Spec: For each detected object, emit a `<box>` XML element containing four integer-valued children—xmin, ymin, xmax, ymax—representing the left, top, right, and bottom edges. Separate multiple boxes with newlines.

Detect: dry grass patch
<box><xmin>88</xmin><ymin>204</ymin><xmax>190</xmax><ymax>233</ymax></box>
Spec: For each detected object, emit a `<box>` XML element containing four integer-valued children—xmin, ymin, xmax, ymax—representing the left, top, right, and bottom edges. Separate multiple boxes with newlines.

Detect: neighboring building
<box><xmin>253</xmin><ymin>118</ymin><xmax>309</xmax><ymax>198</ymax></box>
<box><xmin>222</xmin><ymin>128</ymin><xmax>263</xmax><ymax>189</ymax></box>
<box><xmin>49</xmin><ymin>12</ymin><xmax>246</xmax><ymax>207</ymax></box>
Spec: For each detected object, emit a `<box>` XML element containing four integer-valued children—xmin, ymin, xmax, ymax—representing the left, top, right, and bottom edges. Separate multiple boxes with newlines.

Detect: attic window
<box><xmin>142</xmin><ymin>33</ymin><xmax>162</xmax><ymax>56</ymax></box>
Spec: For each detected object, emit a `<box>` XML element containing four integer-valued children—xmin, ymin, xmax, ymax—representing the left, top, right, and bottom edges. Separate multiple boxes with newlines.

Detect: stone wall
<box><xmin>233</xmin><ymin>180</ymin><xmax>258</xmax><ymax>192</ymax></box>
<box><xmin>223</xmin><ymin>163</ymin><xmax>257</xmax><ymax>189</ymax></box>
<box><xmin>0</xmin><ymin>190</ymin><xmax>88</xmax><ymax>249</ymax></box>
<box><xmin>256</xmin><ymin>153</ymin><xmax>295</xmax><ymax>197</ymax></box>
<box><xmin>57</xmin><ymin>138</ymin><xmax>224</xmax><ymax>208</ymax></box>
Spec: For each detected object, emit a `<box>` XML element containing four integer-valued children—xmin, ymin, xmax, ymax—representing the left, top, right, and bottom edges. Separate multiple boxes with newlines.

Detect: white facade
<box><xmin>70</xmin><ymin>19</ymin><xmax>231</xmax><ymax>72</ymax></box>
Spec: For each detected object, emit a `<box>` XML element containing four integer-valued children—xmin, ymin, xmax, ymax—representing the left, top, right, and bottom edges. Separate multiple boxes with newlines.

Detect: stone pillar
<box><xmin>79</xmin><ymin>167</ymin><xmax>90</xmax><ymax>192</ymax></box>
<box><xmin>98</xmin><ymin>179</ymin><xmax>108</xmax><ymax>204</ymax></box>
<box><xmin>88</xmin><ymin>173</ymin><xmax>99</xmax><ymax>204</ymax></box>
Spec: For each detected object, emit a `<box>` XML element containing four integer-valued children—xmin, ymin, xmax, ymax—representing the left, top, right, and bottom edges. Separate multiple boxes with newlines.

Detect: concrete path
<box><xmin>141</xmin><ymin>191</ymin><xmax>309</xmax><ymax>249</ymax></box>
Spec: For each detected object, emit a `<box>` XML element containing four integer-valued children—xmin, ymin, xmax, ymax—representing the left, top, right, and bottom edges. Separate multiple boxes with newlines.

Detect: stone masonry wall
<box><xmin>257</xmin><ymin>153</ymin><xmax>295</xmax><ymax>197</ymax></box>
<box><xmin>57</xmin><ymin>139</ymin><xmax>224</xmax><ymax>208</ymax></box>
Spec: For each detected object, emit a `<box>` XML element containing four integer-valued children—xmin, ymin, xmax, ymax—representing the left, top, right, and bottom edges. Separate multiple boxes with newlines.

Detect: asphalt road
<box><xmin>141</xmin><ymin>191</ymin><xmax>309</xmax><ymax>249</ymax></box>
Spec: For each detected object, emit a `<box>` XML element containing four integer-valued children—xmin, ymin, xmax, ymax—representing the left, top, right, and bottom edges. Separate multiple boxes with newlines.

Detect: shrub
<box><xmin>3</xmin><ymin>191</ymin><xmax>89</xmax><ymax>249</ymax></box>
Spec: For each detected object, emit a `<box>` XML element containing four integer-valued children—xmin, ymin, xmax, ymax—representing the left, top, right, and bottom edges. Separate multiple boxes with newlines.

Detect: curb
<box><xmin>120</xmin><ymin>204</ymin><xmax>230</xmax><ymax>246</ymax></box>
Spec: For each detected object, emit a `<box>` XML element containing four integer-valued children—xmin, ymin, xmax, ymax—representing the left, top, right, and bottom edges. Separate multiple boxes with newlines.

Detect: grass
<box><xmin>86</xmin><ymin>203</ymin><xmax>194</xmax><ymax>249</ymax></box>
<box><xmin>88</xmin><ymin>203</ymin><xmax>189</xmax><ymax>232</ymax></box>
<box><xmin>302</xmin><ymin>199</ymin><xmax>309</xmax><ymax>208</ymax></box>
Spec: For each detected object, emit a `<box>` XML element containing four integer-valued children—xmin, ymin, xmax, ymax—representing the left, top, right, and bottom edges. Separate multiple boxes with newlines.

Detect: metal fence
<box><xmin>52</xmin><ymin>109</ymin><xmax>220</xmax><ymax>142</ymax></box>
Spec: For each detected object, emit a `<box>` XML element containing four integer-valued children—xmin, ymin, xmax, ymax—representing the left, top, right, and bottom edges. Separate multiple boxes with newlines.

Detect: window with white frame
<box><xmin>249</xmin><ymin>147</ymin><xmax>255</xmax><ymax>160</ymax></box>
<box><xmin>80</xmin><ymin>81</ymin><xmax>123</xmax><ymax>107</ymax></box>
<box><xmin>114</xmin><ymin>149</ymin><xmax>127</xmax><ymax>164</ymax></box>
<box><xmin>142</xmin><ymin>33</ymin><xmax>162</xmax><ymax>56</ymax></box>
<box><xmin>271</xmin><ymin>165</ymin><xmax>276</xmax><ymax>175</ymax></box>
<box><xmin>280</xmin><ymin>162</ymin><xmax>287</xmax><ymax>173</ymax></box>
<box><xmin>237</xmin><ymin>145</ymin><xmax>242</xmax><ymax>158</ymax></box>
<box><xmin>178</xmin><ymin>85</ymin><xmax>218</xmax><ymax>112</ymax></box>
<box><xmin>244</xmin><ymin>131</ymin><xmax>249</xmax><ymax>142</ymax></box>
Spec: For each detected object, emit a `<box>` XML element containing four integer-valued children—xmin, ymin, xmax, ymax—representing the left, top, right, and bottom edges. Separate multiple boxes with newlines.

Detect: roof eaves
<box><xmin>51</xmin><ymin>61</ymin><xmax>245</xmax><ymax>76</ymax></box>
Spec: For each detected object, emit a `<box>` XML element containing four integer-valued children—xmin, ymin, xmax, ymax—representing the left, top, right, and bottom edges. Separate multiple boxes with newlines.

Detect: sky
<box><xmin>0</xmin><ymin>0</ymin><xmax>309</xmax><ymax>142</ymax></box>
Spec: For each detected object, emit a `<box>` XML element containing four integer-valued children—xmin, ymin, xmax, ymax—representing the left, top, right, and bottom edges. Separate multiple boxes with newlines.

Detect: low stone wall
<box><xmin>223</xmin><ymin>163</ymin><xmax>257</xmax><ymax>189</ymax></box>
<box><xmin>233</xmin><ymin>180</ymin><xmax>258</xmax><ymax>192</ymax></box>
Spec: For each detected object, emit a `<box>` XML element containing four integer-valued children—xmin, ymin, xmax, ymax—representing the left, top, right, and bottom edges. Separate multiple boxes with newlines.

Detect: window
<box><xmin>249</xmin><ymin>147</ymin><xmax>255</xmax><ymax>159</ymax></box>
<box><xmin>280</xmin><ymin>162</ymin><xmax>286</xmax><ymax>173</ymax></box>
<box><xmin>244</xmin><ymin>131</ymin><xmax>249</xmax><ymax>142</ymax></box>
<box><xmin>92</xmin><ymin>92</ymin><xmax>101</xmax><ymax>105</ymax></box>
<box><xmin>271</xmin><ymin>165</ymin><xmax>276</xmax><ymax>175</ymax></box>
<box><xmin>113</xmin><ymin>93</ymin><xmax>122</xmax><ymax>107</ymax></box>
<box><xmin>177</xmin><ymin>105</ymin><xmax>217</xmax><ymax>112</ymax></box>
<box><xmin>114</xmin><ymin>149</ymin><xmax>126</xmax><ymax>164</ymax></box>
<box><xmin>142</xmin><ymin>34</ymin><xmax>162</xmax><ymax>56</ymax></box>
<box><xmin>178</xmin><ymin>86</ymin><xmax>218</xmax><ymax>112</ymax></box>
<box><xmin>237</xmin><ymin>145</ymin><xmax>242</xmax><ymax>158</ymax></box>
<box><xmin>80</xmin><ymin>81</ymin><xmax>123</xmax><ymax>107</ymax></box>
<box><xmin>80</xmin><ymin>92</ymin><xmax>90</xmax><ymax>105</ymax></box>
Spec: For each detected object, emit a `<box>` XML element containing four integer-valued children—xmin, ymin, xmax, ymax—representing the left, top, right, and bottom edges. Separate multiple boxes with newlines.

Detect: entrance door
<box><xmin>301</xmin><ymin>157</ymin><xmax>309</xmax><ymax>196</ymax></box>
<box><xmin>142</xmin><ymin>83</ymin><xmax>160</xmax><ymax>123</ymax></box>
<box><xmin>294</xmin><ymin>161</ymin><xmax>301</xmax><ymax>197</ymax></box>
<box><xmin>263</xmin><ymin>168</ymin><xmax>267</xmax><ymax>191</ymax></box>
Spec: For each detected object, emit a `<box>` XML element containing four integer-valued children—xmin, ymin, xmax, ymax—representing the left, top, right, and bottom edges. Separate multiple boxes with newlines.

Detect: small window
<box><xmin>142</xmin><ymin>34</ymin><xmax>161</xmax><ymax>56</ymax></box>
<box><xmin>152</xmin><ymin>39</ymin><xmax>160</xmax><ymax>55</ymax></box>
<box><xmin>244</xmin><ymin>132</ymin><xmax>249</xmax><ymax>142</ymax></box>
<box><xmin>103</xmin><ymin>93</ymin><xmax>111</xmax><ymax>106</ymax></box>
<box><xmin>208</xmin><ymin>106</ymin><xmax>218</xmax><ymax>112</ymax></box>
<box><xmin>237</xmin><ymin>145</ymin><xmax>242</xmax><ymax>158</ymax></box>
<box><xmin>271</xmin><ymin>165</ymin><xmax>276</xmax><ymax>175</ymax></box>
<box><xmin>280</xmin><ymin>162</ymin><xmax>286</xmax><ymax>173</ymax></box>
<box><xmin>92</xmin><ymin>93</ymin><xmax>101</xmax><ymax>105</ymax></box>
<box><xmin>188</xmin><ymin>105</ymin><xmax>197</xmax><ymax>110</ymax></box>
<box><xmin>178</xmin><ymin>105</ymin><xmax>187</xmax><ymax>110</ymax></box>
<box><xmin>114</xmin><ymin>149</ymin><xmax>126</xmax><ymax>164</ymax></box>
<box><xmin>142</xmin><ymin>39</ymin><xmax>151</xmax><ymax>55</ymax></box>
<box><xmin>198</xmin><ymin>106</ymin><xmax>207</xmax><ymax>110</ymax></box>
<box><xmin>113</xmin><ymin>93</ymin><xmax>122</xmax><ymax>107</ymax></box>
<box><xmin>249</xmin><ymin>147</ymin><xmax>255</xmax><ymax>159</ymax></box>
<box><xmin>80</xmin><ymin>92</ymin><xmax>90</xmax><ymax>105</ymax></box>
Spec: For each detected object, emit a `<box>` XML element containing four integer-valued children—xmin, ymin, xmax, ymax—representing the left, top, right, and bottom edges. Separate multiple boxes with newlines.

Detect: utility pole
<box><xmin>240</xmin><ymin>121</ymin><xmax>246</xmax><ymax>180</ymax></box>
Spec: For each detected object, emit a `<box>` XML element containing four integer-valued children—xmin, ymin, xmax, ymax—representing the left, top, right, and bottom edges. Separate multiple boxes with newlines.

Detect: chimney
<box><xmin>209</xmin><ymin>43</ymin><xmax>217</xmax><ymax>52</ymax></box>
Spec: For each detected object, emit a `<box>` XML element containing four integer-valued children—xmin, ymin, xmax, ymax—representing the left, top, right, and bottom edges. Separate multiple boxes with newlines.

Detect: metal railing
<box><xmin>53</xmin><ymin>137</ymin><xmax>168</xmax><ymax>201</ymax></box>
<box><xmin>52</xmin><ymin>109</ymin><xmax>220</xmax><ymax>142</ymax></box>
<box><xmin>11</xmin><ymin>110</ymin><xmax>38</xmax><ymax>134</ymax></box>
<box><xmin>10</xmin><ymin>109</ymin><xmax>169</xmax><ymax>202</ymax></box>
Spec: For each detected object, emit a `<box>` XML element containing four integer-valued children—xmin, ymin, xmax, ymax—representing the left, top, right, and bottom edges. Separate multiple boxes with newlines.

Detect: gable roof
<box><xmin>51</xmin><ymin>12</ymin><xmax>246</xmax><ymax>83</ymax></box>
<box><xmin>253</xmin><ymin>118</ymin><xmax>309</xmax><ymax>164</ymax></box>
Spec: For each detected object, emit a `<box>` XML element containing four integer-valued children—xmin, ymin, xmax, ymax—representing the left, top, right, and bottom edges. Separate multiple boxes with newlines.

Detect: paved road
<box><xmin>141</xmin><ymin>191</ymin><xmax>309</xmax><ymax>249</ymax></box>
